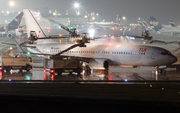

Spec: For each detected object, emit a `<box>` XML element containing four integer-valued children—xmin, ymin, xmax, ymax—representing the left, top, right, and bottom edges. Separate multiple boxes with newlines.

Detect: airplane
<box><xmin>87</xmin><ymin>15</ymin><xmax>125</xmax><ymax>30</ymax></box>
<box><xmin>22</xmin><ymin>9</ymin><xmax>177</xmax><ymax>73</ymax></box>
<box><xmin>137</xmin><ymin>19</ymin><xmax>146</xmax><ymax>30</ymax></box>
<box><xmin>0</xmin><ymin>12</ymin><xmax>24</xmax><ymax>38</ymax></box>
<box><xmin>169</xmin><ymin>19</ymin><xmax>177</xmax><ymax>27</ymax></box>
<box><xmin>141</xmin><ymin>19</ymin><xmax>154</xmax><ymax>30</ymax></box>
<box><xmin>137</xmin><ymin>19</ymin><xmax>154</xmax><ymax>31</ymax></box>
<box><xmin>149</xmin><ymin>16</ymin><xmax>180</xmax><ymax>34</ymax></box>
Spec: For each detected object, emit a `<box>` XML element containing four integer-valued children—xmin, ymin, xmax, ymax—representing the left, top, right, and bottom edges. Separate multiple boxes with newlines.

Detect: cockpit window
<box><xmin>161</xmin><ymin>51</ymin><xmax>170</xmax><ymax>55</ymax></box>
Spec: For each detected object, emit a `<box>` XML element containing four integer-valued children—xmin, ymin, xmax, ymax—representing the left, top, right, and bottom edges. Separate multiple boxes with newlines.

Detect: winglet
<box><xmin>13</xmin><ymin>37</ymin><xmax>25</xmax><ymax>53</ymax></box>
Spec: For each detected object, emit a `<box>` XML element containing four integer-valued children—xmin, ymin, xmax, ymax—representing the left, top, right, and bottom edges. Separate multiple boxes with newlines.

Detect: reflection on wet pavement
<box><xmin>0</xmin><ymin>66</ymin><xmax>180</xmax><ymax>81</ymax></box>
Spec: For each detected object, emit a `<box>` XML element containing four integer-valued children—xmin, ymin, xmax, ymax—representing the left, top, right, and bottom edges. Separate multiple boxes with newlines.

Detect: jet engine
<box><xmin>88</xmin><ymin>59</ymin><xmax>109</xmax><ymax>69</ymax></box>
<box><xmin>7</xmin><ymin>33</ymin><xmax>15</xmax><ymax>38</ymax></box>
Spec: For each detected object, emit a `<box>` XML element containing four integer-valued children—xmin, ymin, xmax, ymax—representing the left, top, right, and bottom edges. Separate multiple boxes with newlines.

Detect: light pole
<box><xmin>74</xmin><ymin>3</ymin><xmax>80</xmax><ymax>16</ymax></box>
<box><xmin>122</xmin><ymin>16</ymin><xmax>126</xmax><ymax>20</ymax></box>
<box><xmin>9</xmin><ymin>1</ymin><xmax>14</xmax><ymax>12</ymax></box>
<box><xmin>74</xmin><ymin>3</ymin><xmax>79</xmax><ymax>8</ymax></box>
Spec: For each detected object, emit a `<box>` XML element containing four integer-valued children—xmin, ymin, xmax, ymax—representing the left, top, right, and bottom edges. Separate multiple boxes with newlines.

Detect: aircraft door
<box><xmin>151</xmin><ymin>51</ymin><xmax>155</xmax><ymax>59</ymax></box>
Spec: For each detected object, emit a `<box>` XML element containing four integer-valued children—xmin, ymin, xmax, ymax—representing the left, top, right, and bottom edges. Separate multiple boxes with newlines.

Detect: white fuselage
<box><xmin>159</xmin><ymin>26</ymin><xmax>180</xmax><ymax>34</ymax></box>
<box><xmin>27</xmin><ymin>43</ymin><xmax>177</xmax><ymax>67</ymax></box>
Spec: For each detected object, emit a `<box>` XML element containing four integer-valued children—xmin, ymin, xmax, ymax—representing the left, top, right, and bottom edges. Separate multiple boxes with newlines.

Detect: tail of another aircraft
<box><xmin>0</xmin><ymin>12</ymin><xmax>24</xmax><ymax>32</ymax></box>
<box><xmin>8</xmin><ymin>12</ymin><xmax>24</xmax><ymax>31</ymax></box>
<box><xmin>23</xmin><ymin>9</ymin><xmax>46</xmax><ymax>38</ymax></box>
<box><xmin>149</xmin><ymin>16</ymin><xmax>163</xmax><ymax>31</ymax></box>
<box><xmin>169</xmin><ymin>19</ymin><xmax>177</xmax><ymax>27</ymax></box>
<box><xmin>116</xmin><ymin>15</ymin><xmax>121</xmax><ymax>24</ymax></box>
<box><xmin>137</xmin><ymin>19</ymin><xmax>145</xmax><ymax>29</ymax></box>
<box><xmin>141</xmin><ymin>19</ymin><xmax>149</xmax><ymax>29</ymax></box>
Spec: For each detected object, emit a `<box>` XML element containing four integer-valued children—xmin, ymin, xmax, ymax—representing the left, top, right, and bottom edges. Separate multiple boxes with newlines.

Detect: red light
<box><xmin>48</xmin><ymin>30</ymin><xmax>50</xmax><ymax>33</ymax></box>
<box><xmin>0</xmin><ymin>67</ymin><xmax>2</xmax><ymax>70</ymax></box>
<box><xmin>51</xmin><ymin>74</ymin><xmax>54</xmax><ymax>81</ymax></box>
<box><xmin>116</xmin><ymin>14</ymin><xmax>118</xmax><ymax>17</ymax></box>
<box><xmin>39</xmin><ymin>31</ymin><xmax>41</xmax><ymax>33</ymax></box>
<box><xmin>43</xmin><ymin>74</ymin><xmax>46</xmax><ymax>80</ymax></box>
<box><xmin>51</xmin><ymin>70</ymin><xmax>54</xmax><ymax>73</ymax></box>
<box><xmin>85</xmin><ymin>11</ymin><xmax>87</xmax><ymax>13</ymax></box>
<box><xmin>0</xmin><ymin>71</ymin><xmax>2</xmax><ymax>80</ymax></box>
<box><xmin>43</xmin><ymin>69</ymin><xmax>46</xmax><ymax>72</ymax></box>
<box><xmin>111</xmin><ymin>27</ymin><xmax>115</xmax><ymax>30</ymax></box>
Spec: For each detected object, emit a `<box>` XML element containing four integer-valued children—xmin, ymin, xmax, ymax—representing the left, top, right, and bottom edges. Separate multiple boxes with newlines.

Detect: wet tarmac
<box><xmin>0</xmin><ymin>65</ymin><xmax>179</xmax><ymax>83</ymax></box>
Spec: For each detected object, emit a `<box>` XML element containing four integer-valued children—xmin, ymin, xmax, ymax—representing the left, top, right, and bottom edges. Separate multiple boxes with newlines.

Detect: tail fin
<box><xmin>137</xmin><ymin>19</ymin><xmax>145</xmax><ymax>29</ymax></box>
<box><xmin>8</xmin><ymin>12</ymin><xmax>24</xmax><ymax>30</ymax></box>
<box><xmin>141</xmin><ymin>19</ymin><xmax>149</xmax><ymax>29</ymax></box>
<box><xmin>149</xmin><ymin>16</ymin><xmax>163</xmax><ymax>31</ymax></box>
<box><xmin>169</xmin><ymin>19</ymin><xmax>177</xmax><ymax>27</ymax></box>
<box><xmin>116</xmin><ymin>15</ymin><xmax>121</xmax><ymax>24</ymax></box>
<box><xmin>23</xmin><ymin>9</ymin><xmax>46</xmax><ymax>38</ymax></box>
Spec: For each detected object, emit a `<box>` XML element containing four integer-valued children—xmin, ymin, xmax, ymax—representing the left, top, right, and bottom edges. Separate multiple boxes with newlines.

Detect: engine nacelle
<box><xmin>7</xmin><ymin>33</ymin><xmax>15</xmax><ymax>38</ymax></box>
<box><xmin>119</xmin><ymin>65</ymin><xmax>138</xmax><ymax>68</ymax></box>
<box><xmin>89</xmin><ymin>59</ymin><xmax>109</xmax><ymax>69</ymax></box>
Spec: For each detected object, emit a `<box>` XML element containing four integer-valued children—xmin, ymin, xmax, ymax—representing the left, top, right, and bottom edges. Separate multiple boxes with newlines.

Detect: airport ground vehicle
<box><xmin>0</xmin><ymin>54</ymin><xmax>33</xmax><ymax>72</ymax></box>
<box><xmin>44</xmin><ymin>57</ymin><xmax>83</xmax><ymax>75</ymax></box>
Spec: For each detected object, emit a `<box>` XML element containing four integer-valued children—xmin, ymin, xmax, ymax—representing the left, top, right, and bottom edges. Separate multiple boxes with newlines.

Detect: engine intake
<box><xmin>7</xmin><ymin>33</ymin><xmax>14</xmax><ymax>38</ymax></box>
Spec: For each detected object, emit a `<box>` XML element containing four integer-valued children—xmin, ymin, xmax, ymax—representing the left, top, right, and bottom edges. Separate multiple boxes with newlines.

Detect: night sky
<box><xmin>2</xmin><ymin>0</ymin><xmax>180</xmax><ymax>24</ymax></box>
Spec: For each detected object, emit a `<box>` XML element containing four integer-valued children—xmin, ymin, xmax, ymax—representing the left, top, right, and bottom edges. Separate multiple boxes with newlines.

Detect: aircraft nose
<box><xmin>171</xmin><ymin>55</ymin><xmax>178</xmax><ymax>64</ymax></box>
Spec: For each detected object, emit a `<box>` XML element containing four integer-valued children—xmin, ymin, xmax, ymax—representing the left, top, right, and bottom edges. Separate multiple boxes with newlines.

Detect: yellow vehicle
<box><xmin>0</xmin><ymin>54</ymin><xmax>33</xmax><ymax>72</ymax></box>
<box><xmin>44</xmin><ymin>57</ymin><xmax>83</xmax><ymax>75</ymax></box>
